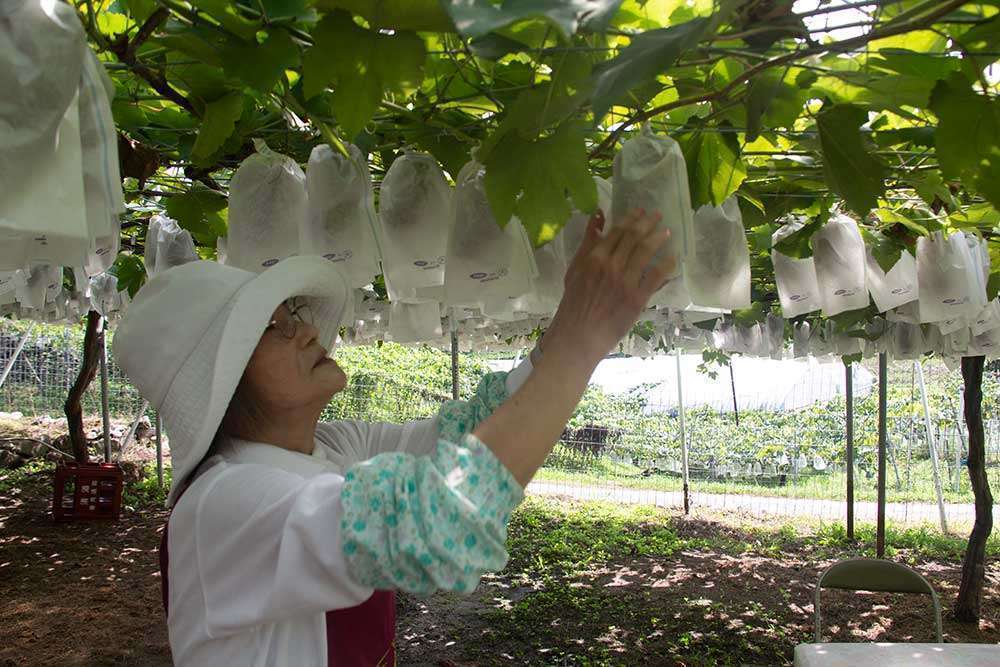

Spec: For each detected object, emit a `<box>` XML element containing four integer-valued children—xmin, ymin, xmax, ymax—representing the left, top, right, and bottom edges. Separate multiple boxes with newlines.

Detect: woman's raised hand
<box><xmin>543</xmin><ymin>208</ymin><xmax>675</xmax><ymax>364</ymax></box>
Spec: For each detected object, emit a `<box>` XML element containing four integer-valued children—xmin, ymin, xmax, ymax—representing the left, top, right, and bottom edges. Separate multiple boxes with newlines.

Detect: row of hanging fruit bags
<box><xmin>220</xmin><ymin>121</ymin><xmax>760</xmax><ymax>345</ymax></box>
<box><xmin>1</xmin><ymin>0</ymin><xmax>128</xmax><ymax>323</ymax></box>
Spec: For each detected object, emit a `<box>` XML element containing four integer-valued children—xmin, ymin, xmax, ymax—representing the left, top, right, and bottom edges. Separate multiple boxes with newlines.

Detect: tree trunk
<box><xmin>64</xmin><ymin>311</ymin><xmax>103</xmax><ymax>464</ymax></box>
<box><xmin>954</xmin><ymin>355</ymin><xmax>994</xmax><ymax>622</ymax></box>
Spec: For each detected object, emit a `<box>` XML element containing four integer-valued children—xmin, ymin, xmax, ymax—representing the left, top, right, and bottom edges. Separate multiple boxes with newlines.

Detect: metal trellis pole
<box><xmin>915</xmin><ymin>360</ymin><xmax>948</xmax><ymax>533</ymax></box>
<box><xmin>156</xmin><ymin>412</ymin><xmax>163</xmax><ymax>489</ymax></box>
<box><xmin>0</xmin><ymin>323</ymin><xmax>34</xmax><ymax>390</ymax></box>
<box><xmin>99</xmin><ymin>318</ymin><xmax>111</xmax><ymax>463</ymax></box>
<box><xmin>877</xmin><ymin>353</ymin><xmax>887</xmax><ymax>559</ymax></box>
<box><xmin>677</xmin><ymin>348</ymin><xmax>690</xmax><ymax>515</ymax></box>
<box><xmin>846</xmin><ymin>360</ymin><xmax>855</xmax><ymax>541</ymax></box>
<box><xmin>116</xmin><ymin>399</ymin><xmax>149</xmax><ymax>462</ymax></box>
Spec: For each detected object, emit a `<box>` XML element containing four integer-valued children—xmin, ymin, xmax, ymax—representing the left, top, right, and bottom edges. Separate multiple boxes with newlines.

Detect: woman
<box><xmin>113</xmin><ymin>208</ymin><xmax>672</xmax><ymax>666</ymax></box>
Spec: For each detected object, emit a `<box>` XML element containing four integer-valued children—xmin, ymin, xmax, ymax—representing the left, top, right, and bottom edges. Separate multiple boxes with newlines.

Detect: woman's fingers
<box><xmin>625</xmin><ymin>225</ymin><xmax>670</xmax><ymax>288</ymax></box>
<box><xmin>609</xmin><ymin>209</ymin><xmax>657</xmax><ymax>271</ymax></box>
<box><xmin>639</xmin><ymin>245</ymin><xmax>679</xmax><ymax>296</ymax></box>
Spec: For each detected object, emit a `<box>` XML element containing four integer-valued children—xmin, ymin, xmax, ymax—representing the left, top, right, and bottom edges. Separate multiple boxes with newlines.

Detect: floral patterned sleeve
<box><xmin>339</xmin><ymin>372</ymin><xmax>525</xmax><ymax>595</ymax></box>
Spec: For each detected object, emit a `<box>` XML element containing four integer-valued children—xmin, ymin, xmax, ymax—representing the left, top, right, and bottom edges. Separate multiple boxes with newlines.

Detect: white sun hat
<box><xmin>112</xmin><ymin>256</ymin><xmax>349</xmax><ymax>506</ymax></box>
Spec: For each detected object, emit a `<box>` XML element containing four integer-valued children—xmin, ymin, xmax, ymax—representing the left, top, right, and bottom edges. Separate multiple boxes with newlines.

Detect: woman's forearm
<box><xmin>472</xmin><ymin>336</ymin><xmax>601</xmax><ymax>487</ymax></box>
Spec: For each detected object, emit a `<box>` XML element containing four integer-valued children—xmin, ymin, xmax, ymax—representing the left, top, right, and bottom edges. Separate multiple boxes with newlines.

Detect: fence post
<box><xmin>916</xmin><ymin>360</ymin><xmax>948</xmax><ymax>534</ymax></box>
<box><xmin>156</xmin><ymin>412</ymin><xmax>163</xmax><ymax>488</ymax></box>
<box><xmin>877</xmin><ymin>352</ymin><xmax>887</xmax><ymax>558</ymax></box>
<box><xmin>676</xmin><ymin>348</ymin><xmax>689</xmax><ymax>515</ymax></box>
<box><xmin>846</xmin><ymin>360</ymin><xmax>854</xmax><ymax>541</ymax></box>
<box><xmin>450</xmin><ymin>329</ymin><xmax>459</xmax><ymax>401</ymax></box>
<box><xmin>954</xmin><ymin>388</ymin><xmax>967</xmax><ymax>494</ymax></box>
<box><xmin>99</xmin><ymin>318</ymin><xmax>111</xmax><ymax>463</ymax></box>
<box><xmin>0</xmin><ymin>323</ymin><xmax>34</xmax><ymax>390</ymax></box>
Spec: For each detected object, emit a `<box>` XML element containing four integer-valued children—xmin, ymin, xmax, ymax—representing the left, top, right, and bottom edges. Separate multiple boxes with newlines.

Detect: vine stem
<box><xmin>589</xmin><ymin>0</ymin><xmax>968</xmax><ymax>158</ymax></box>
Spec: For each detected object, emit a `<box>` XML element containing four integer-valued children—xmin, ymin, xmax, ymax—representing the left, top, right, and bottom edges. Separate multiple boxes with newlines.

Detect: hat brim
<box><xmin>162</xmin><ymin>256</ymin><xmax>349</xmax><ymax>506</ymax></box>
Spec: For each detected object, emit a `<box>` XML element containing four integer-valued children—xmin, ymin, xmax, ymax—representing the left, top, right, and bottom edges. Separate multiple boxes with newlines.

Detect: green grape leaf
<box><xmin>164</xmin><ymin>185</ymin><xmax>229</xmax><ymax>244</ymax></box>
<box><xmin>861</xmin><ymin>228</ymin><xmax>904</xmax><ymax>274</ymax></box>
<box><xmin>119</xmin><ymin>0</ymin><xmax>157</xmax><ymax>24</ymax></box>
<box><xmin>745</xmin><ymin>72</ymin><xmax>805</xmax><ymax>142</ymax></box>
<box><xmin>189</xmin><ymin>0</ymin><xmax>259</xmax><ymax>40</ymax></box>
<box><xmin>303</xmin><ymin>12</ymin><xmax>425</xmax><ymax>137</ymax></box>
<box><xmin>929</xmin><ymin>73</ymin><xmax>1000</xmax><ymax>186</ymax></box>
<box><xmin>816</xmin><ymin>104</ymin><xmax>886</xmax><ymax>217</ymax></box>
<box><xmin>484</xmin><ymin>121</ymin><xmax>597</xmax><ymax>245</ymax></box>
<box><xmin>773</xmin><ymin>217</ymin><xmax>821</xmax><ymax>259</ymax></box>
<box><xmin>191</xmin><ymin>93</ymin><xmax>244</xmax><ymax>166</ymax></box>
<box><xmin>314</xmin><ymin>0</ymin><xmax>453</xmax><ymax>31</ymax></box>
<box><xmin>220</xmin><ymin>30</ymin><xmax>299</xmax><ymax>92</ymax></box>
<box><xmin>988</xmin><ymin>271</ymin><xmax>1000</xmax><ymax>301</ymax></box>
<box><xmin>440</xmin><ymin>0</ymin><xmax>622</xmax><ymax>41</ymax></box>
<box><xmin>591</xmin><ymin>17</ymin><xmax>709</xmax><ymax>123</ymax></box>
<box><xmin>680</xmin><ymin>128</ymin><xmax>747</xmax><ymax>209</ymax></box>
<box><xmin>110</xmin><ymin>253</ymin><xmax>147</xmax><ymax>298</ymax></box>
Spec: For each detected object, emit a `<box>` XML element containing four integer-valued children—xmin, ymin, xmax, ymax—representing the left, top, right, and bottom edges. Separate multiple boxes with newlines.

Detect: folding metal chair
<box><xmin>813</xmin><ymin>558</ymin><xmax>943</xmax><ymax>643</ymax></box>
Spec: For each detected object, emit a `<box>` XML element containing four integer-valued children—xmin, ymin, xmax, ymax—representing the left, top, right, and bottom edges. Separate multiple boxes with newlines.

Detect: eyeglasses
<box><xmin>265</xmin><ymin>297</ymin><xmax>314</xmax><ymax>339</ymax></box>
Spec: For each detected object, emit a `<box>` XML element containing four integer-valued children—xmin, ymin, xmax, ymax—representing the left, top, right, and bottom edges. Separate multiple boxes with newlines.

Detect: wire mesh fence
<box><xmin>3</xmin><ymin>320</ymin><xmax>998</xmax><ymax>531</ymax></box>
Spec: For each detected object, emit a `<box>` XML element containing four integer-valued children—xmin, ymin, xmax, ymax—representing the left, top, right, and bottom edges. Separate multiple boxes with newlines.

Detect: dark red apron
<box><xmin>160</xmin><ymin>517</ymin><xmax>396</xmax><ymax>666</ymax></box>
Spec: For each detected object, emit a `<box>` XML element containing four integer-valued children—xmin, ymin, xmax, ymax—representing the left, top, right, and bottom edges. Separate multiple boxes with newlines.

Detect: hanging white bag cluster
<box><xmin>378</xmin><ymin>151</ymin><xmax>450</xmax><ymax>300</ymax></box>
<box><xmin>304</xmin><ymin>143</ymin><xmax>382</xmax><ymax>287</ymax></box>
<box><xmin>227</xmin><ymin>141</ymin><xmax>305</xmax><ymax>272</ymax></box>
<box><xmin>916</xmin><ymin>231</ymin><xmax>987</xmax><ymax>323</ymax></box>
<box><xmin>0</xmin><ymin>0</ymin><xmax>125</xmax><ymax>324</ymax></box>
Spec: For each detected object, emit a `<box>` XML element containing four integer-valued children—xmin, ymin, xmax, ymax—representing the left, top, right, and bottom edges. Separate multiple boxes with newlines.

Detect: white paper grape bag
<box><xmin>766</xmin><ymin>313</ymin><xmax>785</xmax><ymax>360</ymax></box>
<box><xmin>378</xmin><ymin>151</ymin><xmax>450</xmax><ymax>293</ymax></box>
<box><xmin>685</xmin><ymin>197</ymin><xmax>750</xmax><ymax>310</ymax></box>
<box><xmin>228</xmin><ymin>142</ymin><xmax>305</xmax><ymax>272</ymax></box>
<box><xmin>793</xmin><ymin>321</ymin><xmax>811</xmax><ymax>358</ymax></box>
<box><xmin>865</xmin><ymin>239</ymin><xmax>917</xmax><ymax>313</ymax></box>
<box><xmin>303</xmin><ymin>143</ymin><xmax>381</xmax><ymax>287</ymax></box>
<box><xmin>512</xmin><ymin>240</ymin><xmax>566</xmax><ymax>317</ymax></box>
<box><xmin>611</xmin><ymin>125</ymin><xmax>693</xmax><ymax>294</ymax></box>
<box><xmin>772</xmin><ymin>220</ymin><xmax>821</xmax><ymax>318</ymax></box>
<box><xmin>812</xmin><ymin>214</ymin><xmax>868</xmax><ymax>317</ymax></box>
<box><xmin>916</xmin><ymin>231</ymin><xmax>987</xmax><ymax>323</ymax></box>
<box><xmin>79</xmin><ymin>49</ymin><xmax>124</xmax><ymax>274</ymax></box>
<box><xmin>560</xmin><ymin>176</ymin><xmax>612</xmax><ymax>260</ymax></box>
<box><xmin>0</xmin><ymin>0</ymin><xmax>91</xmax><ymax>270</ymax></box>
<box><xmin>971</xmin><ymin>301</ymin><xmax>1000</xmax><ymax>337</ymax></box>
<box><xmin>443</xmin><ymin>161</ymin><xmax>536</xmax><ymax>308</ymax></box>
<box><xmin>144</xmin><ymin>215</ymin><xmax>198</xmax><ymax>277</ymax></box>
<box><xmin>389</xmin><ymin>300</ymin><xmax>443</xmax><ymax>343</ymax></box>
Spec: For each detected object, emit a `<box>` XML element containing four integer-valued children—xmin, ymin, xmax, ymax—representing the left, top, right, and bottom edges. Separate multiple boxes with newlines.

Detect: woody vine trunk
<box><xmin>64</xmin><ymin>310</ymin><xmax>103</xmax><ymax>463</ymax></box>
<box><xmin>954</xmin><ymin>355</ymin><xmax>994</xmax><ymax>622</ymax></box>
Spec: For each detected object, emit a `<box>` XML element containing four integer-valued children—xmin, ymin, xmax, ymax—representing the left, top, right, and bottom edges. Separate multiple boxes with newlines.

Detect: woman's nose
<box><xmin>296</xmin><ymin>320</ymin><xmax>321</xmax><ymax>347</ymax></box>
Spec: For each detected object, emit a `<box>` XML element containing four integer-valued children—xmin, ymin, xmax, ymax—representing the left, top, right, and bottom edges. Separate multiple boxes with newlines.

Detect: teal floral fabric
<box><xmin>340</xmin><ymin>371</ymin><xmax>524</xmax><ymax>595</ymax></box>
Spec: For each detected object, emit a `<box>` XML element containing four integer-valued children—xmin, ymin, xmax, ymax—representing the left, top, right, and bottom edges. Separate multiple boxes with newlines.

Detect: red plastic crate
<box><xmin>52</xmin><ymin>462</ymin><xmax>123</xmax><ymax>521</ymax></box>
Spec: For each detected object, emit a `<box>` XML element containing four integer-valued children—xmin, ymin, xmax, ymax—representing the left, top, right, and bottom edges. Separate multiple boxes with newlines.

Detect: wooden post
<box><xmin>877</xmin><ymin>352</ymin><xmax>887</xmax><ymax>559</ymax></box>
<box><xmin>846</xmin><ymin>361</ymin><xmax>855</xmax><ymax>541</ymax></box>
<box><xmin>677</xmin><ymin>349</ymin><xmax>690</xmax><ymax>515</ymax></box>
<box><xmin>955</xmin><ymin>355</ymin><xmax>994</xmax><ymax>622</ymax></box>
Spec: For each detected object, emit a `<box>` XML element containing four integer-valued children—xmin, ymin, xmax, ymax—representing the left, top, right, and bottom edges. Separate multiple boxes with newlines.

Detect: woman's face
<box><xmin>239</xmin><ymin>302</ymin><xmax>347</xmax><ymax>411</ymax></box>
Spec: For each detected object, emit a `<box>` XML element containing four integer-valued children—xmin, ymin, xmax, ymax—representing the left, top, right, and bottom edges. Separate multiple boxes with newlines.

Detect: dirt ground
<box><xmin>1</xmin><ymin>420</ymin><xmax>997</xmax><ymax>666</ymax></box>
